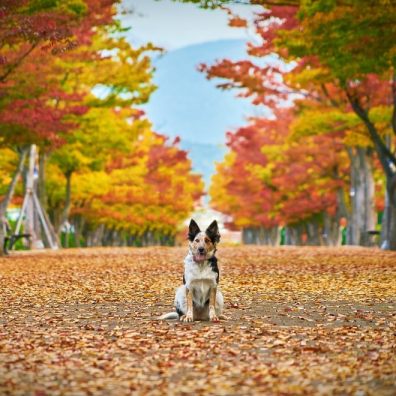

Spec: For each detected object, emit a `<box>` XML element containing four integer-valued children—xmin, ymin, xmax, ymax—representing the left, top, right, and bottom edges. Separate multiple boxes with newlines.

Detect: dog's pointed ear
<box><xmin>206</xmin><ymin>220</ymin><xmax>220</xmax><ymax>244</ymax></box>
<box><xmin>188</xmin><ymin>219</ymin><xmax>201</xmax><ymax>241</ymax></box>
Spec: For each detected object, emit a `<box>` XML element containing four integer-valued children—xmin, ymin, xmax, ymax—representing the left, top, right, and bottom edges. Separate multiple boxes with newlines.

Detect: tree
<box><xmin>44</xmin><ymin>29</ymin><xmax>159</xmax><ymax>236</ymax></box>
<box><xmin>280</xmin><ymin>1</ymin><xmax>396</xmax><ymax>249</ymax></box>
<box><xmin>0</xmin><ymin>0</ymin><xmax>168</xmax><ymax>251</ymax></box>
<box><xmin>192</xmin><ymin>1</ymin><xmax>396</xmax><ymax>248</ymax></box>
<box><xmin>59</xmin><ymin>129</ymin><xmax>203</xmax><ymax>247</ymax></box>
<box><xmin>210</xmin><ymin>109</ymin><xmax>349</xmax><ymax>245</ymax></box>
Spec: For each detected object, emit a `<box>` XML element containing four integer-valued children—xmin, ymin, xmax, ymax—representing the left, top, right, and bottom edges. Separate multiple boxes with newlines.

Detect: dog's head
<box><xmin>188</xmin><ymin>219</ymin><xmax>220</xmax><ymax>263</ymax></box>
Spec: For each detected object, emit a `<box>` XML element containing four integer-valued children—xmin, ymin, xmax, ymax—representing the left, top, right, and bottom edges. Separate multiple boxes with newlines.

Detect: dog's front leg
<box><xmin>182</xmin><ymin>287</ymin><xmax>194</xmax><ymax>322</ymax></box>
<box><xmin>209</xmin><ymin>287</ymin><xmax>219</xmax><ymax>322</ymax></box>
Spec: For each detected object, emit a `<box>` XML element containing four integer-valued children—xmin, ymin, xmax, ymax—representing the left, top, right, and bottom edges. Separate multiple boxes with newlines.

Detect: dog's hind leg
<box><xmin>213</xmin><ymin>291</ymin><xmax>229</xmax><ymax>320</ymax></box>
<box><xmin>158</xmin><ymin>285</ymin><xmax>187</xmax><ymax>320</ymax></box>
<box><xmin>215</xmin><ymin>289</ymin><xmax>224</xmax><ymax>317</ymax></box>
<box><xmin>174</xmin><ymin>285</ymin><xmax>187</xmax><ymax>320</ymax></box>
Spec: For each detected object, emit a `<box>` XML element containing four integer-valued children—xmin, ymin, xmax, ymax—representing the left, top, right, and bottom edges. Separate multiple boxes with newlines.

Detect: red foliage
<box><xmin>212</xmin><ymin>108</ymin><xmax>349</xmax><ymax>228</ymax></box>
<box><xmin>0</xmin><ymin>0</ymin><xmax>118</xmax><ymax>149</ymax></box>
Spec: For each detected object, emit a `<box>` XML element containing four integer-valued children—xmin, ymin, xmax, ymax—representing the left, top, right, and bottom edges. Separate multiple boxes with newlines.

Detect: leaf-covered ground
<box><xmin>1</xmin><ymin>246</ymin><xmax>395</xmax><ymax>395</ymax></box>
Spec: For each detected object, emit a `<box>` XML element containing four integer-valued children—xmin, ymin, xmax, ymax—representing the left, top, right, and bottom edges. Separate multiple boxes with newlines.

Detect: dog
<box><xmin>160</xmin><ymin>219</ymin><xmax>224</xmax><ymax>322</ymax></box>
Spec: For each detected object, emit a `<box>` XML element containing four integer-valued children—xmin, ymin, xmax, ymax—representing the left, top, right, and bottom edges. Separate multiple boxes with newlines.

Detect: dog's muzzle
<box><xmin>194</xmin><ymin>248</ymin><xmax>206</xmax><ymax>262</ymax></box>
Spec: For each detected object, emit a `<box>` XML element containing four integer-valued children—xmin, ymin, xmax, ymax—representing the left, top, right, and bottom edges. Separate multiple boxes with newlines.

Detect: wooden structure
<box><xmin>13</xmin><ymin>145</ymin><xmax>58</xmax><ymax>250</ymax></box>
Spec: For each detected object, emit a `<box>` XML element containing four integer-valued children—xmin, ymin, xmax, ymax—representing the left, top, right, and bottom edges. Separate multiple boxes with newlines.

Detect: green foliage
<box><xmin>284</xmin><ymin>2</ymin><xmax>396</xmax><ymax>82</ymax></box>
<box><xmin>25</xmin><ymin>0</ymin><xmax>88</xmax><ymax>16</ymax></box>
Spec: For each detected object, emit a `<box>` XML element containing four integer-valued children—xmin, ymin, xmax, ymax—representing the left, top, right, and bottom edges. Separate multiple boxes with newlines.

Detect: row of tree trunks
<box><xmin>242</xmin><ymin>227</ymin><xmax>280</xmax><ymax>246</ymax></box>
<box><xmin>64</xmin><ymin>218</ymin><xmax>176</xmax><ymax>248</ymax></box>
<box><xmin>243</xmin><ymin>215</ymin><xmax>342</xmax><ymax>247</ymax></box>
<box><xmin>0</xmin><ymin>145</ymin><xmax>385</xmax><ymax>252</ymax></box>
<box><xmin>241</xmin><ymin>147</ymin><xmax>378</xmax><ymax>248</ymax></box>
<box><xmin>284</xmin><ymin>224</ymin><xmax>304</xmax><ymax>246</ymax></box>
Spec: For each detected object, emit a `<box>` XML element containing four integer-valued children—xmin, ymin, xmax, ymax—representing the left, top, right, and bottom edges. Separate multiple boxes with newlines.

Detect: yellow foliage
<box><xmin>0</xmin><ymin>148</ymin><xmax>18</xmax><ymax>194</ymax></box>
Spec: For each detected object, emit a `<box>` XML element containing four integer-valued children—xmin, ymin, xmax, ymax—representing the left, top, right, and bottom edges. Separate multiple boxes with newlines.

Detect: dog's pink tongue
<box><xmin>194</xmin><ymin>254</ymin><xmax>206</xmax><ymax>262</ymax></box>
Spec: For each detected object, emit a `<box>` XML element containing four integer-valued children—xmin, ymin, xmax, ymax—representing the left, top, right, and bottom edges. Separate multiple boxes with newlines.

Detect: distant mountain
<box><xmin>179</xmin><ymin>140</ymin><xmax>227</xmax><ymax>189</ymax></box>
<box><xmin>143</xmin><ymin>39</ymin><xmax>269</xmax><ymax>188</ymax></box>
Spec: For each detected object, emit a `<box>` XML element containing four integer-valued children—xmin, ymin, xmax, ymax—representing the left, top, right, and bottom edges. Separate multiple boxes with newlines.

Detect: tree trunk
<box><xmin>0</xmin><ymin>147</ymin><xmax>28</xmax><ymax>256</ymax></box>
<box><xmin>72</xmin><ymin>215</ymin><xmax>84</xmax><ymax>248</ymax></box>
<box><xmin>57</xmin><ymin>171</ymin><xmax>73</xmax><ymax>238</ymax></box>
<box><xmin>285</xmin><ymin>224</ymin><xmax>303</xmax><ymax>246</ymax></box>
<box><xmin>270</xmin><ymin>226</ymin><xmax>280</xmax><ymax>246</ymax></box>
<box><xmin>380</xmin><ymin>129</ymin><xmax>396</xmax><ymax>249</ymax></box>
<box><xmin>64</xmin><ymin>229</ymin><xmax>70</xmax><ymax>248</ymax></box>
<box><xmin>381</xmin><ymin>175</ymin><xmax>396</xmax><ymax>250</ymax></box>
<box><xmin>346</xmin><ymin>147</ymin><xmax>376</xmax><ymax>246</ymax></box>
<box><xmin>388</xmin><ymin>204</ymin><xmax>396</xmax><ymax>250</ymax></box>
<box><xmin>242</xmin><ymin>228</ymin><xmax>254</xmax><ymax>244</ymax></box>
<box><xmin>336</xmin><ymin>186</ymin><xmax>349</xmax><ymax>220</ymax></box>
<box><xmin>323</xmin><ymin>213</ymin><xmax>341</xmax><ymax>246</ymax></box>
<box><xmin>88</xmin><ymin>224</ymin><xmax>104</xmax><ymax>247</ymax></box>
<box><xmin>346</xmin><ymin>93</ymin><xmax>396</xmax><ymax>250</ymax></box>
<box><xmin>38</xmin><ymin>151</ymin><xmax>48</xmax><ymax>211</ymax></box>
<box><xmin>306</xmin><ymin>219</ymin><xmax>321</xmax><ymax>246</ymax></box>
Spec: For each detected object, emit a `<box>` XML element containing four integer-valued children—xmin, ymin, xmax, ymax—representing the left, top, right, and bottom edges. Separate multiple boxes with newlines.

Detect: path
<box><xmin>0</xmin><ymin>247</ymin><xmax>395</xmax><ymax>395</ymax></box>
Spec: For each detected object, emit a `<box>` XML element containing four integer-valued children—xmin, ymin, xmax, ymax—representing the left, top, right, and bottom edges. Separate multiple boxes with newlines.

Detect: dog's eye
<box><xmin>204</xmin><ymin>238</ymin><xmax>210</xmax><ymax>243</ymax></box>
<box><xmin>195</xmin><ymin>239</ymin><xmax>199</xmax><ymax>243</ymax></box>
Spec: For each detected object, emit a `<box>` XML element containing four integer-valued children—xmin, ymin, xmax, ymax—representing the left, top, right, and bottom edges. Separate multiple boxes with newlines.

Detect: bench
<box><xmin>3</xmin><ymin>233</ymin><xmax>31</xmax><ymax>255</ymax></box>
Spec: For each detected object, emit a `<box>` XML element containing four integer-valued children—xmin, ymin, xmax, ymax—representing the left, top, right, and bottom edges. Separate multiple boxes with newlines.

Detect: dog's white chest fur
<box><xmin>184</xmin><ymin>254</ymin><xmax>217</xmax><ymax>307</ymax></box>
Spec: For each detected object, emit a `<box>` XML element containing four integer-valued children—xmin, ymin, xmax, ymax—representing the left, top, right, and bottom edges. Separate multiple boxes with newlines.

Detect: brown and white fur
<box><xmin>160</xmin><ymin>219</ymin><xmax>224</xmax><ymax>322</ymax></box>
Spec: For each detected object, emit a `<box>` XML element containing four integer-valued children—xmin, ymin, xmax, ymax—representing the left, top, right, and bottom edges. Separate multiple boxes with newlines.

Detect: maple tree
<box><xmin>281</xmin><ymin>1</ymin><xmax>396</xmax><ymax>249</ymax></box>
<box><xmin>0</xmin><ymin>0</ymin><xmax>121</xmax><ymax>253</ymax></box>
<box><xmin>43</xmin><ymin>29</ymin><xmax>160</xmax><ymax>236</ymax></box>
<box><xmin>210</xmin><ymin>109</ymin><xmax>350</xmax><ymax>245</ymax></box>
<box><xmin>46</xmin><ymin>121</ymin><xmax>203</xmax><ymax>247</ymax></box>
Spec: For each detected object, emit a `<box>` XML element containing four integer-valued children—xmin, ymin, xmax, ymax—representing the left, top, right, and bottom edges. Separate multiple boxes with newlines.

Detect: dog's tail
<box><xmin>158</xmin><ymin>312</ymin><xmax>179</xmax><ymax>320</ymax></box>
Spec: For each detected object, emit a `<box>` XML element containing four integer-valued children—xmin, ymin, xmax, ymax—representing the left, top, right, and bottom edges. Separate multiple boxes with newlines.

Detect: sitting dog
<box><xmin>160</xmin><ymin>219</ymin><xmax>224</xmax><ymax>322</ymax></box>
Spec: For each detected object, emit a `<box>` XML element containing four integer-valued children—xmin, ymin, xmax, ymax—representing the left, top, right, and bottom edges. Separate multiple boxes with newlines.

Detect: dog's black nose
<box><xmin>198</xmin><ymin>247</ymin><xmax>205</xmax><ymax>254</ymax></box>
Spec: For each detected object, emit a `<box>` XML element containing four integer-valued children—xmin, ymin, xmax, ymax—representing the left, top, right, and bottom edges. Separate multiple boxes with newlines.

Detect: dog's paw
<box><xmin>181</xmin><ymin>313</ymin><xmax>193</xmax><ymax>322</ymax></box>
<box><xmin>210</xmin><ymin>313</ymin><xmax>219</xmax><ymax>322</ymax></box>
<box><xmin>209</xmin><ymin>307</ymin><xmax>219</xmax><ymax>322</ymax></box>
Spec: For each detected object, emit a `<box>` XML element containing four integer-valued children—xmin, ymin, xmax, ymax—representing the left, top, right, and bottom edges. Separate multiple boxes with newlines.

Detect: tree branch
<box><xmin>0</xmin><ymin>146</ymin><xmax>29</xmax><ymax>215</ymax></box>
<box><xmin>320</xmin><ymin>84</ymin><xmax>342</xmax><ymax>108</ymax></box>
<box><xmin>0</xmin><ymin>41</ymin><xmax>39</xmax><ymax>83</ymax></box>
<box><xmin>346</xmin><ymin>90</ymin><xmax>396</xmax><ymax>179</ymax></box>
